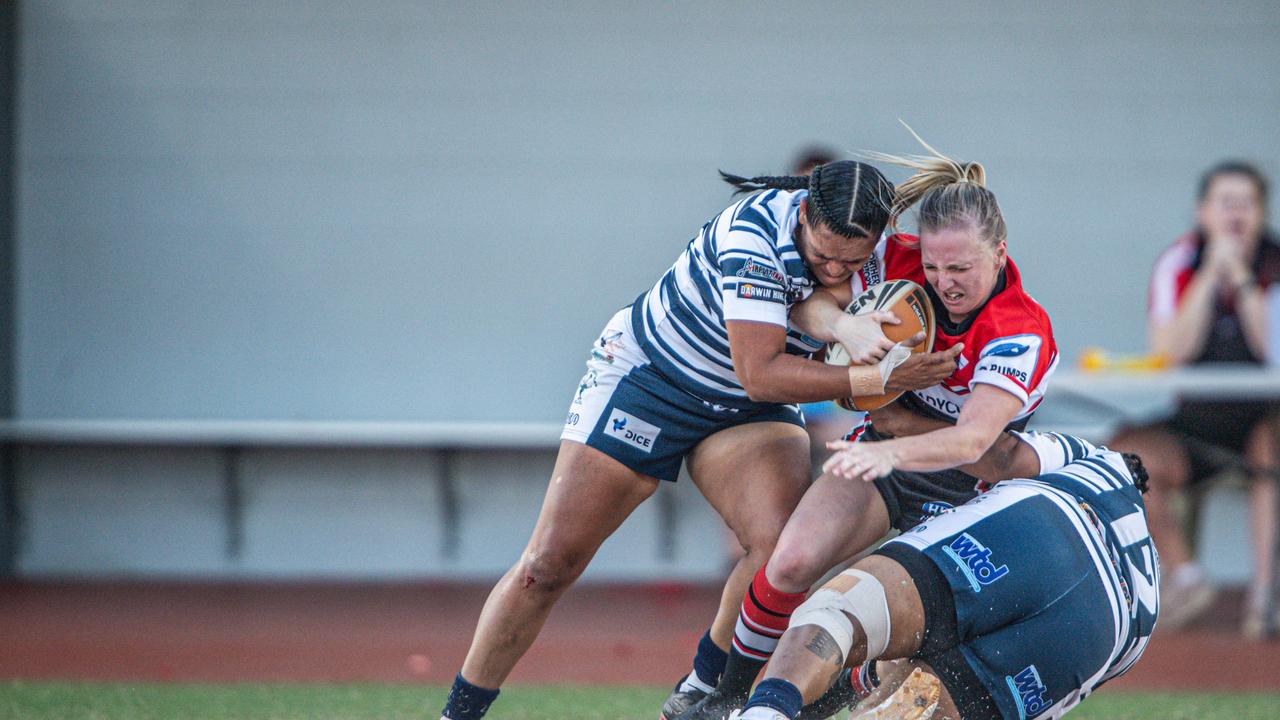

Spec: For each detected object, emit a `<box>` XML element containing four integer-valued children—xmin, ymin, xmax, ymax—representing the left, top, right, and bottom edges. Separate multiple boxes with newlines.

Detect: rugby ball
<box><xmin>825</xmin><ymin>279</ymin><xmax>935</xmax><ymax>411</ymax></box>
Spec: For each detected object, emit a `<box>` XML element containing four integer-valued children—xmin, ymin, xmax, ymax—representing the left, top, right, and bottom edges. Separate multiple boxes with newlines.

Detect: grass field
<box><xmin>3</xmin><ymin>682</ymin><xmax>1280</xmax><ymax>720</ymax></box>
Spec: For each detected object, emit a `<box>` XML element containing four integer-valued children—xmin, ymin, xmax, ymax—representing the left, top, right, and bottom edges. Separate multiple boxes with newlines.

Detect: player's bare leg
<box><xmin>660</xmin><ymin>422</ymin><xmax>812</xmax><ymax>718</ymax></box>
<box><xmin>765</xmin><ymin>556</ymin><xmax>923</xmax><ymax>701</ymax></box>
<box><xmin>678</xmin><ymin>468</ymin><xmax>892</xmax><ymax>720</ymax></box>
<box><xmin>444</xmin><ymin>441</ymin><xmax>658</xmax><ymax>718</ymax></box>
<box><xmin>731</xmin><ymin>555</ymin><xmax>925</xmax><ymax>720</ymax></box>
<box><xmin>689</xmin><ymin>422</ymin><xmax>813</xmax><ymax>643</ymax></box>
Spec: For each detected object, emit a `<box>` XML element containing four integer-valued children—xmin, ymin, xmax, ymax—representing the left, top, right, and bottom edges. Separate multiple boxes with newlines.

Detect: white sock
<box><xmin>679</xmin><ymin>668</ymin><xmax>716</xmax><ymax>695</ymax></box>
<box><xmin>737</xmin><ymin>707</ymin><xmax>788</xmax><ymax>720</ymax></box>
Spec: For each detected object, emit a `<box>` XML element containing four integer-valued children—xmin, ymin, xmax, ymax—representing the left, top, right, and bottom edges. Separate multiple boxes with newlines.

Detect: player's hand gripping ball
<box><xmin>824</xmin><ymin>280</ymin><xmax>935</xmax><ymax>411</ymax></box>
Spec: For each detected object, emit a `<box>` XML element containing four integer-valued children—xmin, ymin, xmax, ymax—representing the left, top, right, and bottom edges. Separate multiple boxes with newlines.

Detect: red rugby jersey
<box><xmin>852</xmin><ymin>234</ymin><xmax>1058</xmax><ymax>422</ymax></box>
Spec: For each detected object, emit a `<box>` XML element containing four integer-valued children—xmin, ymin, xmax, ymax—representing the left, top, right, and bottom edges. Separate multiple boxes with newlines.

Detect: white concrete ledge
<box><xmin>0</xmin><ymin>420</ymin><xmax>565</xmax><ymax>449</ymax></box>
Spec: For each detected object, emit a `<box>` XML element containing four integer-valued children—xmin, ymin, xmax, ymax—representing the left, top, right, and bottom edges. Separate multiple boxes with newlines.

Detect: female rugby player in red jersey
<box><xmin>678</xmin><ymin>135</ymin><xmax>1059</xmax><ymax>720</ymax></box>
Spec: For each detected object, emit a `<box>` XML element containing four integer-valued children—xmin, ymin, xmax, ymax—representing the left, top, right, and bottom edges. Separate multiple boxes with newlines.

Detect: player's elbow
<box><xmin>736</xmin><ymin>362</ymin><xmax>784</xmax><ymax>403</ymax></box>
<box><xmin>954</xmin><ymin>434</ymin><xmax>994</xmax><ymax>467</ymax></box>
<box><xmin>741</xmin><ymin>377</ymin><xmax>783</xmax><ymax>403</ymax></box>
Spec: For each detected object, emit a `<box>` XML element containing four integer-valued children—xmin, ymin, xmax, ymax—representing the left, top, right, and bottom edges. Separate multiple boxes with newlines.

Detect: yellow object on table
<box><xmin>1078</xmin><ymin>347</ymin><xmax>1169</xmax><ymax>372</ymax></box>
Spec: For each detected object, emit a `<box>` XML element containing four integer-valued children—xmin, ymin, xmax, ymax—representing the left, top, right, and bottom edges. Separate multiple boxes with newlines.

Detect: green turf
<box><xmin>2</xmin><ymin>682</ymin><xmax>1278</xmax><ymax>720</ymax></box>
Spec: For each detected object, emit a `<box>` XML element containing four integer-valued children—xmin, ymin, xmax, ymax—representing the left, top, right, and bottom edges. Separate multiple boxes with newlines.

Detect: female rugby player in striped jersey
<box><xmin>678</xmin><ymin>136</ymin><xmax>1061</xmax><ymax>720</ymax></box>
<box><xmin>440</xmin><ymin>161</ymin><xmax>965</xmax><ymax>720</ymax></box>
<box><xmin>737</xmin><ymin>433</ymin><xmax>1158</xmax><ymax>720</ymax></box>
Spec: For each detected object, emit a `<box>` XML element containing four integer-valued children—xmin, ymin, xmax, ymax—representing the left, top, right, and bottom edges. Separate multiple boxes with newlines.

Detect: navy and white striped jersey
<box><xmin>630</xmin><ymin>189</ymin><xmax>822</xmax><ymax>409</ymax></box>
<box><xmin>1011</xmin><ymin>432</ymin><xmax>1161</xmax><ymax>694</ymax></box>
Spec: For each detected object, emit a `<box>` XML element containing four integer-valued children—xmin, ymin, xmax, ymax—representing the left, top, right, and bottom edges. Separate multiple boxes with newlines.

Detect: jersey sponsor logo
<box><xmin>575</xmin><ymin>369</ymin><xmax>599</xmax><ymax>404</ymax></box>
<box><xmin>977</xmin><ymin>361</ymin><xmax>1029</xmax><ymax>384</ymax></box>
<box><xmin>941</xmin><ymin>532</ymin><xmax>1009</xmax><ymax>591</ymax></box>
<box><xmin>916</xmin><ymin>390</ymin><xmax>963</xmax><ymax>418</ymax></box>
<box><xmin>921</xmin><ymin>501</ymin><xmax>954</xmax><ymax>516</ymax></box>
<box><xmin>1007</xmin><ymin>664</ymin><xmax>1053</xmax><ymax>718</ymax></box>
<box><xmin>976</xmin><ymin>334</ymin><xmax>1042</xmax><ymax>389</ymax></box>
<box><xmin>737</xmin><ymin>283</ymin><xmax>788</xmax><ymax>304</ymax></box>
<box><xmin>985</xmin><ymin>341</ymin><xmax>1031</xmax><ymax>357</ymax></box>
<box><xmin>735</xmin><ymin>258</ymin><xmax>786</xmax><ymax>285</ymax></box>
<box><xmin>605</xmin><ymin>409</ymin><xmax>661</xmax><ymax>453</ymax></box>
<box><xmin>598</xmin><ymin>330</ymin><xmax>626</xmax><ymax>356</ymax></box>
<box><xmin>861</xmin><ymin>255</ymin><xmax>882</xmax><ymax>288</ymax></box>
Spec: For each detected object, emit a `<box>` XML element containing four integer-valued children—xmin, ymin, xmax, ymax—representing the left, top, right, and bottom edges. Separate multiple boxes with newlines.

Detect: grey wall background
<box><xmin>17</xmin><ymin>1</ymin><xmax>1280</xmax><ymax>422</ymax></box>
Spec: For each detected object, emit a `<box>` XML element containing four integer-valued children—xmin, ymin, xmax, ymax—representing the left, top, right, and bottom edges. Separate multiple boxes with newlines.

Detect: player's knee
<box><xmin>732</xmin><ymin>530</ymin><xmax>780</xmax><ymax>565</ymax></box>
<box><xmin>789</xmin><ymin>570</ymin><xmax>891</xmax><ymax>662</ymax></box>
<box><xmin>766</xmin><ymin>542</ymin><xmax>828</xmax><ymax>593</ymax></box>
<box><xmin>517</xmin><ymin>549</ymin><xmax>587</xmax><ymax>596</ymax></box>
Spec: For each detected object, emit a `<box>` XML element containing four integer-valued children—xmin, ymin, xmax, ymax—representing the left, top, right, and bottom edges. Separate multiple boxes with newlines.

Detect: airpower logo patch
<box><xmin>605</xmin><ymin>410</ymin><xmax>660</xmax><ymax>454</ymax></box>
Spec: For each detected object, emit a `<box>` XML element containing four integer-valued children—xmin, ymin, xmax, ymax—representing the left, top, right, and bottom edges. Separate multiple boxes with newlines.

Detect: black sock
<box><xmin>441</xmin><ymin>673</ymin><xmax>500</xmax><ymax>720</ymax></box>
<box><xmin>715</xmin><ymin>647</ymin><xmax>768</xmax><ymax>699</ymax></box>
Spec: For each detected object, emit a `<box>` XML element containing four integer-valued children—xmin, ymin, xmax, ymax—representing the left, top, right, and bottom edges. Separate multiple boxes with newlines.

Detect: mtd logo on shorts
<box><xmin>941</xmin><ymin>532</ymin><xmax>1009</xmax><ymax>592</ymax></box>
<box><xmin>605</xmin><ymin>410</ymin><xmax>661</xmax><ymax>454</ymax></box>
<box><xmin>1006</xmin><ymin>664</ymin><xmax>1053</xmax><ymax>719</ymax></box>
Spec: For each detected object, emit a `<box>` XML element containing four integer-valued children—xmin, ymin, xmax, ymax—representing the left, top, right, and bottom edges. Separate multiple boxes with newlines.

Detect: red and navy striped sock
<box><xmin>717</xmin><ymin>564</ymin><xmax>807</xmax><ymax>697</ymax></box>
<box><xmin>733</xmin><ymin>564</ymin><xmax>808</xmax><ymax>661</ymax></box>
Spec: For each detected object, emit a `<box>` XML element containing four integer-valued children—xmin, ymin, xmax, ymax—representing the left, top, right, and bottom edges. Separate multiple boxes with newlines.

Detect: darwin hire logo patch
<box><xmin>605</xmin><ymin>410</ymin><xmax>660</xmax><ymax>454</ymax></box>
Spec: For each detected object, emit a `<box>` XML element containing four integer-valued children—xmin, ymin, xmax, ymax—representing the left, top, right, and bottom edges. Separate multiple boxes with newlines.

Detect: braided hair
<box><xmin>719</xmin><ymin>160</ymin><xmax>894</xmax><ymax>240</ymax></box>
<box><xmin>1122</xmin><ymin>452</ymin><xmax>1150</xmax><ymax>494</ymax></box>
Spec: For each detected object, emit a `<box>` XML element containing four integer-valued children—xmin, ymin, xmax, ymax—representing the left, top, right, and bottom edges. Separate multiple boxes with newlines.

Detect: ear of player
<box><xmin>824</xmin><ymin>280</ymin><xmax>936</xmax><ymax>411</ymax></box>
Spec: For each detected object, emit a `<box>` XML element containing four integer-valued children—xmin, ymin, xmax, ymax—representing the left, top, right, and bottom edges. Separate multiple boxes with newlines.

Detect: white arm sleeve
<box><xmin>1011</xmin><ymin>431</ymin><xmax>1098</xmax><ymax>475</ymax></box>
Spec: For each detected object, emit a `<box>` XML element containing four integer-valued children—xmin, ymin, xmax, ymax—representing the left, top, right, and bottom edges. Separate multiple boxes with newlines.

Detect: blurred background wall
<box><xmin>6</xmin><ymin>1</ymin><xmax>1279</xmax><ymax>579</ymax></box>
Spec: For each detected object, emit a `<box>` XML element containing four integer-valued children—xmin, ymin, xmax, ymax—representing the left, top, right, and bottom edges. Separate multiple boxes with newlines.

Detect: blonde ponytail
<box><xmin>865</xmin><ymin>123</ymin><xmax>1006</xmax><ymax>248</ymax></box>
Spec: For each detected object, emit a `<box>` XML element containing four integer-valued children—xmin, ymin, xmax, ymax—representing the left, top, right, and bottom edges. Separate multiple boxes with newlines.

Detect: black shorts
<box><xmin>862</xmin><ymin>425</ymin><xmax>981</xmax><ymax>532</ymax></box>
<box><xmin>873</xmin><ymin>468</ymin><xmax>981</xmax><ymax>532</ymax></box>
<box><xmin>1164</xmin><ymin>400</ymin><xmax>1278</xmax><ymax>482</ymax></box>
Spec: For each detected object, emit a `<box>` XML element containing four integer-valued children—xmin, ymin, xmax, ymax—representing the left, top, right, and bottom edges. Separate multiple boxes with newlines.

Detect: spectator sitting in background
<box><xmin>1110</xmin><ymin>161</ymin><xmax>1280</xmax><ymax>639</ymax></box>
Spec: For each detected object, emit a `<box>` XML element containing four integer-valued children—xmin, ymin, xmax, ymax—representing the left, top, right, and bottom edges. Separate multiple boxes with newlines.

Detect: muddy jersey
<box><xmin>859</xmin><ymin>234</ymin><xmax>1058</xmax><ymax>425</ymax></box>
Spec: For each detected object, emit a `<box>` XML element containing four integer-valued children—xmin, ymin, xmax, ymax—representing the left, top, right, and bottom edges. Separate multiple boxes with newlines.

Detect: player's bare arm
<box><xmin>864</xmin><ymin>400</ymin><xmax>1041</xmax><ymax>480</ymax></box>
<box><xmin>788</xmin><ymin>286</ymin><xmax>900</xmax><ymax>364</ymax></box>
<box><xmin>726</xmin><ymin>319</ymin><xmax>894</xmax><ymax>403</ymax></box>
<box><xmin>824</xmin><ymin>384</ymin><xmax>1023</xmax><ymax>481</ymax></box>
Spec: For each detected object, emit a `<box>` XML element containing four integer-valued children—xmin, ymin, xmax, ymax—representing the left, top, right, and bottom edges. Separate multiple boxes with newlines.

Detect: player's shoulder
<box><xmin>721</xmin><ymin>190</ymin><xmax>801</xmax><ymax>248</ymax></box>
<box><xmin>881</xmin><ymin>233</ymin><xmax>925</xmax><ymax>282</ymax></box>
<box><xmin>972</xmin><ymin>259</ymin><xmax>1054</xmax><ymax>344</ymax></box>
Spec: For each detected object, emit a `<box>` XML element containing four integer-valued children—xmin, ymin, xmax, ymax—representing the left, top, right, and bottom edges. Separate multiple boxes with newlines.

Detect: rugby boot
<box><xmin>675</xmin><ymin>688</ymin><xmax>749</xmax><ymax>720</ymax></box>
<box><xmin>849</xmin><ymin>668</ymin><xmax>939</xmax><ymax>720</ymax></box>
<box><xmin>660</xmin><ymin>676</ymin><xmax>709</xmax><ymax>720</ymax></box>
